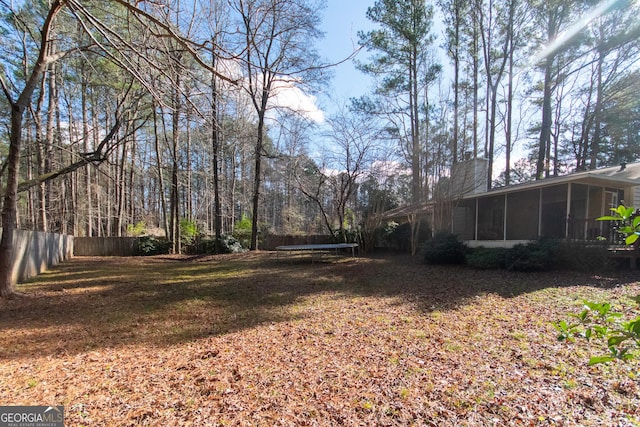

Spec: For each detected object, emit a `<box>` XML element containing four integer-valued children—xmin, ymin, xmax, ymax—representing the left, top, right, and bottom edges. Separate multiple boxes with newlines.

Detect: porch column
<box><xmin>584</xmin><ymin>185</ymin><xmax>590</xmax><ymax>240</ymax></box>
<box><xmin>503</xmin><ymin>194</ymin><xmax>508</xmax><ymax>242</ymax></box>
<box><xmin>601</xmin><ymin>187</ymin><xmax>606</xmax><ymax>236</ymax></box>
<box><xmin>565</xmin><ymin>183</ymin><xmax>572</xmax><ymax>239</ymax></box>
<box><xmin>474</xmin><ymin>198</ymin><xmax>479</xmax><ymax>241</ymax></box>
<box><xmin>538</xmin><ymin>189</ymin><xmax>542</xmax><ymax>238</ymax></box>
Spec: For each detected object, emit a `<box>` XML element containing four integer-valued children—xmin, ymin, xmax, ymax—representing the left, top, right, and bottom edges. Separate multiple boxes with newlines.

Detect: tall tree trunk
<box><xmin>0</xmin><ymin>0</ymin><xmax>65</xmax><ymax>298</ymax></box>
<box><xmin>128</xmin><ymin>131</ymin><xmax>136</xmax><ymax>225</ymax></box>
<box><xmin>211</xmin><ymin>51</ymin><xmax>222</xmax><ymax>239</ymax></box>
<box><xmin>472</xmin><ymin>5</ymin><xmax>479</xmax><ymax>158</ymax></box>
<box><xmin>152</xmin><ymin>107</ymin><xmax>169</xmax><ymax>238</ymax></box>
<box><xmin>452</xmin><ymin>0</ymin><xmax>460</xmax><ymax>165</ymax></box>
<box><xmin>410</xmin><ymin>51</ymin><xmax>421</xmax><ymax>205</ymax></box>
<box><xmin>537</xmin><ymin>54</ymin><xmax>553</xmax><ymax>180</ymax></box>
<box><xmin>170</xmin><ymin>95</ymin><xmax>180</xmax><ymax>253</ymax></box>
<box><xmin>589</xmin><ymin>51</ymin><xmax>605</xmax><ymax>169</ymax></box>
<box><xmin>33</xmin><ymin>67</ymin><xmax>47</xmax><ymax>231</ymax></box>
<box><xmin>82</xmin><ymin>70</ymin><xmax>93</xmax><ymax>236</ymax></box>
<box><xmin>479</xmin><ymin>0</ymin><xmax>511</xmax><ymax>190</ymax></box>
<box><xmin>536</xmin><ymin>5</ymin><xmax>563</xmax><ymax>180</ymax></box>
<box><xmin>185</xmin><ymin>104</ymin><xmax>192</xmax><ymax>221</ymax></box>
<box><xmin>116</xmin><ymin>131</ymin><xmax>128</xmax><ymax>237</ymax></box>
<box><xmin>44</xmin><ymin>57</ymin><xmax>58</xmax><ymax>231</ymax></box>
<box><xmin>250</xmin><ymin>91</ymin><xmax>269</xmax><ymax>250</ymax></box>
<box><xmin>505</xmin><ymin>42</ymin><xmax>514</xmax><ymax>186</ymax></box>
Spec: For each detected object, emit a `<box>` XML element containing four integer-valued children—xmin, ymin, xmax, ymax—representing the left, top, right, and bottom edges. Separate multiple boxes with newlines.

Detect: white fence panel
<box><xmin>0</xmin><ymin>228</ymin><xmax>73</xmax><ymax>284</ymax></box>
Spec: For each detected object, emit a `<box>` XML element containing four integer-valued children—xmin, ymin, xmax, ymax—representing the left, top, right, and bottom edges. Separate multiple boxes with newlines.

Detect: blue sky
<box><xmin>316</xmin><ymin>0</ymin><xmax>375</xmax><ymax>109</ymax></box>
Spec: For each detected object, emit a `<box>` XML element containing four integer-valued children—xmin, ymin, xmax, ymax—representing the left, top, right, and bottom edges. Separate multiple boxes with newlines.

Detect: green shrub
<box><xmin>137</xmin><ymin>236</ymin><xmax>172</xmax><ymax>256</ymax></box>
<box><xmin>233</xmin><ymin>214</ymin><xmax>253</xmax><ymax>247</ymax></box>
<box><xmin>180</xmin><ymin>218</ymin><xmax>199</xmax><ymax>247</ymax></box>
<box><xmin>466</xmin><ymin>240</ymin><xmax>611</xmax><ymax>272</ymax></box>
<box><xmin>126</xmin><ymin>221</ymin><xmax>147</xmax><ymax>237</ymax></box>
<box><xmin>422</xmin><ymin>232</ymin><xmax>466</xmax><ymax>265</ymax></box>
<box><xmin>554</xmin><ymin>240</ymin><xmax>613</xmax><ymax>272</ymax></box>
<box><xmin>467</xmin><ymin>247</ymin><xmax>507</xmax><ymax>269</ymax></box>
<box><xmin>184</xmin><ymin>235</ymin><xmax>247</xmax><ymax>254</ymax></box>
<box><xmin>235</xmin><ymin>214</ymin><xmax>252</xmax><ymax>231</ymax></box>
<box><xmin>504</xmin><ymin>242</ymin><xmax>548</xmax><ymax>272</ymax></box>
<box><xmin>214</xmin><ymin>235</ymin><xmax>246</xmax><ymax>254</ymax></box>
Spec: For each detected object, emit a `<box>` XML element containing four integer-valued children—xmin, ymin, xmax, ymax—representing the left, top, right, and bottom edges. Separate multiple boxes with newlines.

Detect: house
<box><xmin>451</xmin><ymin>159</ymin><xmax>640</xmax><ymax>248</ymax></box>
<box><xmin>381</xmin><ymin>159</ymin><xmax>640</xmax><ymax>249</ymax></box>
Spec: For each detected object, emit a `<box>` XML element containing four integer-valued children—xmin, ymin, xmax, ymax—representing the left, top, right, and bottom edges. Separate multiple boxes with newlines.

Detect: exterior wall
<box><xmin>0</xmin><ymin>228</ymin><xmax>73</xmax><ymax>284</ymax></box>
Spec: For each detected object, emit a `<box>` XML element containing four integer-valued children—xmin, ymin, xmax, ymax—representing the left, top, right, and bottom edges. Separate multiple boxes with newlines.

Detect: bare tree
<box><xmin>298</xmin><ymin>107</ymin><xmax>381</xmax><ymax>240</ymax></box>
<box><xmin>231</xmin><ymin>0</ymin><xmax>324</xmax><ymax>250</ymax></box>
<box><xmin>0</xmin><ymin>0</ymin><xmax>237</xmax><ymax>297</ymax></box>
<box><xmin>0</xmin><ymin>0</ymin><xmax>69</xmax><ymax>298</ymax></box>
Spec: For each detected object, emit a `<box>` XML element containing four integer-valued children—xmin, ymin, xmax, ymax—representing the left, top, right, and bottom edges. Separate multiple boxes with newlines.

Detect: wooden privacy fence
<box><xmin>0</xmin><ymin>228</ymin><xmax>73</xmax><ymax>284</ymax></box>
<box><xmin>74</xmin><ymin>237</ymin><xmax>140</xmax><ymax>256</ymax></box>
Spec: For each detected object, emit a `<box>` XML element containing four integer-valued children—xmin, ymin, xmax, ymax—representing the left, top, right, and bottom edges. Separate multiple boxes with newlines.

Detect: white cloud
<box><xmin>268</xmin><ymin>79</ymin><xmax>325</xmax><ymax>123</ymax></box>
<box><xmin>223</xmin><ymin>59</ymin><xmax>325</xmax><ymax>124</ymax></box>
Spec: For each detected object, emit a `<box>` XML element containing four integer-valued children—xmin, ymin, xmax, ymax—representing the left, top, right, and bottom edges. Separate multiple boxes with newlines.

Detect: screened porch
<box><xmin>452</xmin><ymin>182</ymin><xmax>627</xmax><ymax>247</ymax></box>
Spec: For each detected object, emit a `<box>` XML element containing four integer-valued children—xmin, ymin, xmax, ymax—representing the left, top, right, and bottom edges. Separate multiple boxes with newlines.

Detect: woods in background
<box><xmin>0</xmin><ymin>0</ymin><xmax>638</xmax><ymax>248</ymax></box>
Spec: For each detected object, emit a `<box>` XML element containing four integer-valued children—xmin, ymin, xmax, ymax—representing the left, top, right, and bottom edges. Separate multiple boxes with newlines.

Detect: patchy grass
<box><xmin>0</xmin><ymin>252</ymin><xmax>639</xmax><ymax>426</ymax></box>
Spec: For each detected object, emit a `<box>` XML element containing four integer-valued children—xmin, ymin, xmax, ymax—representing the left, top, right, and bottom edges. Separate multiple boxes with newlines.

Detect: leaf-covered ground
<box><xmin>1</xmin><ymin>252</ymin><xmax>639</xmax><ymax>426</ymax></box>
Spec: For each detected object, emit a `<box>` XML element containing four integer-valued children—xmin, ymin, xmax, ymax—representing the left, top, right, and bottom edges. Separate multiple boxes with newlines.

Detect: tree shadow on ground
<box><xmin>0</xmin><ymin>252</ymin><xmax>636</xmax><ymax>360</ymax></box>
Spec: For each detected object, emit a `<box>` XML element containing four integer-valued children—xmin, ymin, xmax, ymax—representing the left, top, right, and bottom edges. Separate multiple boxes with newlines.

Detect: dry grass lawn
<box><xmin>0</xmin><ymin>252</ymin><xmax>639</xmax><ymax>426</ymax></box>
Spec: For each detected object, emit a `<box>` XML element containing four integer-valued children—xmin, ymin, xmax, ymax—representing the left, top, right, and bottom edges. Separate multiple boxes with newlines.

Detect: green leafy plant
<box><xmin>555</xmin><ymin>297</ymin><xmax>640</xmax><ymax>365</ymax></box>
<box><xmin>180</xmin><ymin>218</ymin><xmax>199</xmax><ymax>247</ymax></box>
<box><xmin>597</xmin><ymin>204</ymin><xmax>640</xmax><ymax>246</ymax></box>
<box><xmin>126</xmin><ymin>221</ymin><xmax>147</xmax><ymax>237</ymax></box>
<box><xmin>553</xmin><ymin>240</ymin><xmax>612</xmax><ymax>272</ymax></box>
<box><xmin>137</xmin><ymin>236</ymin><xmax>172</xmax><ymax>256</ymax></box>
<box><xmin>233</xmin><ymin>214</ymin><xmax>253</xmax><ymax>248</ymax></box>
<box><xmin>214</xmin><ymin>235</ymin><xmax>246</xmax><ymax>254</ymax></box>
<box><xmin>234</xmin><ymin>214</ymin><xmax>252</xmax><ymax>232</ymax></box>
<box><xmin>556</xmin><ymin>205</ymin><xmax>640</xmax><ymax>365</ymax></box>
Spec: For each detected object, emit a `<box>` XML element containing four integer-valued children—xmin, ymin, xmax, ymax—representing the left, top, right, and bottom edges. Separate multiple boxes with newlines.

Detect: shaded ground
<box><xmin>0</xmin><ymin>252</ymin><xmax>639</xmax><ymax>426</ymax></box>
